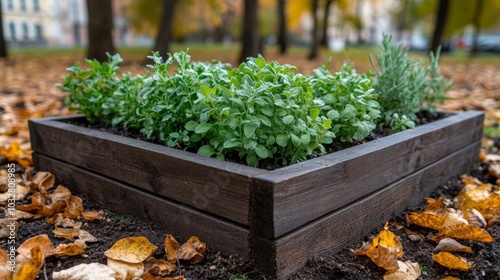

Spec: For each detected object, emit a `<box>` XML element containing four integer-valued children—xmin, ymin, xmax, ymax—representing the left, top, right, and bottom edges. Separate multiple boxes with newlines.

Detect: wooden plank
<box><xmin>29</xmin><ymin>116</ymin><xmax>267</xmax><ymax>226</ymax></box>
<box><xmin>250</xmin><ymin>141</ymin><xmax>480</xmax><ymax>279</ymax></box>
<box><xmin>250</xmin><ymin>111</ymin><xmax>484</xmax><ymax>238</ymax></box>
<box><xmin>34</xmin><ymin>153</ymin><xmax>250</xmax><ymax>256</ymax></box>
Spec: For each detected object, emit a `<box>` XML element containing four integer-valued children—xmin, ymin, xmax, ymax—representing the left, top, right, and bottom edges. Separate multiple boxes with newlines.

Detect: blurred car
<box><xmin>455</xmin><ymin>34</ymin><xmax>500</xmax><ymax>53</ymax></box>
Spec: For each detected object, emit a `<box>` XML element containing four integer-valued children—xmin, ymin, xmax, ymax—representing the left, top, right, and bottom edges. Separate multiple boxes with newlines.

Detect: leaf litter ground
<box><xmin>1</xmin><ymin>50</ymin><xmax>500</xmax><ymax>279</ymax></box>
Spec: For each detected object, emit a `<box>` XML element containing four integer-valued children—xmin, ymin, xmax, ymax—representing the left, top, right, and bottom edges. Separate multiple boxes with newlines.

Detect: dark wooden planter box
<box><xmin>29</xmin><ymin>111</ymin><xmax>484</xmax><ymax>279</ymax></box>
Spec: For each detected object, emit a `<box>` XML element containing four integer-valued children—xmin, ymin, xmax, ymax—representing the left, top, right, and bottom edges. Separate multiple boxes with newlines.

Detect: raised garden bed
<box><xmin>29</xmin><ymin>110</ymin><xmax>484</xmax><ymax>279</ymax></box>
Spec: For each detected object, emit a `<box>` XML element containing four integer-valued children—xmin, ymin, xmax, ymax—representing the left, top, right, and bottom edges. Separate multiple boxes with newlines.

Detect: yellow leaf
<box><xmin>13</xmin><ymin>247</ymin><xmax>43</xmax><ymax>279</ymax></box>
<box><xmin>144</xmin><ymin>257</ymin><xmax>177</xmax><ymax>276</ymax></box>
<box><xmin>432</xmin><ymin>252</ymin><xmax>472</xmax><ymax>271</ymax></box>
<box><xmin>82</xmin><ymin>210</ymin><xmax>105</xmax><ymax>221</ymax></box>
<box><xmin>406</xmin><ymin>197</ymin><xmax>449</xmax><ymax>230</ymax></box>
<box><xmin>17</xmin><ymin>234</ymin><xmax>55</xmax><ymax>258</ymax></box>
<box><xmin>456</xmin><ymin>177</ymin><xmax>500</xmax><ymax>222</ymax></box>
<box><xmin>355</xmin><ymin>242</ymin><xmax>400</xmax><ymax>272</ymax></box>
<box><xmin>0</xmin><ymin>142</ymin><xmax>32</xmax><ymax>167</ymax></box>
<box><xmin>64</xmin><ymin>195</ymin><xmax>83</xmax><ymax>219</ymax></box>
<box><xmin>373</xmin><ymin>222</ymin><xmax>403</xmax><ymax>258</ymax></box>
<box><xmin>439</xmin><ymin>223</ymin><xmax>495</xmax><ymax>242</ymax></box>
<box><xmin>164</xmin><ymin>235</ymin><xmax>181</xmax><ymax>263</ymax></box>
<box><xmin>0</xmin><ymin>247</ymin><xmax>12</xmax><ymax>280</ymax></box>
<box><xmin>53</xmin><ymin>227</ymin><xmax>80</xmax><ymax>239</ymax></box>
<box><xmin>383</xmin><ymin>260</ymin><xmax>421</xmax><ymax>280</ymax></box>
<box><xmin>105</xmin><ymin>236</ymin><xmax>158</xmax><ymax>264</ymax></box>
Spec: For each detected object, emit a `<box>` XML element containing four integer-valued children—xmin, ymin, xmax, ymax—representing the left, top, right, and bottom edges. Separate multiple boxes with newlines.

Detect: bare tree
<box><xmin>308</xmin><ymin>0</ymin><xmax>319</xmax><ymax>60</ymax></box>
<box><xmin>238</xmin><ymin>0</ymin><xmax>259</xmax><ymax>63</ymax></box>
<box><xmin>429</xmin><ymin>0</ymin><xmax>449</xmax><ymax>53</ymax></box>
<box><xmin>153</xmin><ymin>0</ymin><xmax>178</xmax><ymax>59</ymax></box>
<box><xmin>0</xmin><ymin>1</ymin><xmax>8</xmax><ymax>58</ymax></box>
<box><xmin>86</xmin><ymin>0</ymin><xmax>115</xmax><ymax>61</ymax></box>
<box><xmin>277</xmin><ymin>0</ymin><xmax>288</xmax><ymax>54</ymax></box>
<box><xmin>320</xmin><ymin>0</ymin><xmax>335</xmax><ymax>46</ymax></box>
<box><xmin>471</xmin><ymin>0</ymin><xmax>485</xmax><ymax>56</ymax></box>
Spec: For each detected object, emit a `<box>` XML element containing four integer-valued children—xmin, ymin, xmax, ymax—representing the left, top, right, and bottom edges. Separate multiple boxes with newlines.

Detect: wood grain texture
<box><xmin>34</xmin><ymin>153</ymin><xmax>250</xmax><ymax>256</ymax></box>
<box><xmin>250</xmin><ymin>111</ymin><xmax>484</xmax><ymax>238</ymax></box>
<box><xmin>29</xmin><ymin>116</ymin><xmax>266</xmax><ymax>226</ymax></box>
<box><xmin>251</xmin><ymin>141</ymin><xmax>480</xmax><ymax>278</ymax></box>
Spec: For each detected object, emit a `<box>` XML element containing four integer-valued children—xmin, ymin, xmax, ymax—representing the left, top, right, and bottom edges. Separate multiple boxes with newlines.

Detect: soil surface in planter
<box><xmin>2</xmin><ymin>137</ymin><xmax>498</xmax><ymax>280</ymax></box>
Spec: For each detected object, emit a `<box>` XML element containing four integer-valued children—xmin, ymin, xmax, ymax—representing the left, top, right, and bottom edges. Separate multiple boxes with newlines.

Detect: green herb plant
<box><xmin>370</xmin><ymin>34</ymin><xmax>452</xmax><ymax>132</ymax></box>
<box><xmin>62</xmin><ymin>52</ymin><xmax>380</xmax><ymax>167</ymax></box>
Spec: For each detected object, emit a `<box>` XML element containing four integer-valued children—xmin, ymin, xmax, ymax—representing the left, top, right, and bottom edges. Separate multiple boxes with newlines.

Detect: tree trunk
<box><xmin>154</xmin><ymin>0</ymin><xmax>178</xmax><ymax>59</ymax></box>
<box><xmin>277</xmin><ymin>0</ymin><xmax>288</xmax><ymax>54</ymax></box>
<box><xmin>86</xmin><ymin>0</ymin><xmax>115</xmax><ymax>62</ymax></box>
<box><xmin>429</xmin><ymin>0</ymin><xmax>449</xmax><ymax>53</ymax></box>
<box><xmin>308</xmin><ymin>0</ymin><xmax>319</xmax><ymax>60</ymax></box>
<box><xmin>238</xmin><ymin>0</ymin><xmax>259</xmax><ymax>63</ymax></box>
<box><xmin>470</xmin><ymin>0</ymin><xmax>485</xmax><ymax>56</ymax></box>
<box><xmin>320</xmin><ymin>0</ymin><xmax>334</xmax><ymax>47</ymax></box>
<box><xmin>0</xmin><ymin>2</ymin><xmax>7</xmax><ymax>58</ymax></box>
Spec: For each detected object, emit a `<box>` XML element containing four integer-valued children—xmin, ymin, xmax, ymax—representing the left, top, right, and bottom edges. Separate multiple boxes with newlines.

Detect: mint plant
<box><xmin>370</xmin><ymin>34</ymin><xmax>451</xmax><ymax>132</ymax></box>
<box><xmin>61</xmin><ymin>51</ymin><xmax>380</xmax><ymax>167</ymax></box>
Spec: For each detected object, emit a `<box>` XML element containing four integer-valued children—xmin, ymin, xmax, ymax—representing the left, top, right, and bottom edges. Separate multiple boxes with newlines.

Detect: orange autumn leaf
<box><xmin>144</xmin><ymin>257</ymin><xmax>177</xmax><ymax>276</ymax></box>
<box><xmin>53</xmin><ymin>227</ymin><xmax>80</xmax><ymax>239</ymax></box>
<box><xmin>31</xmin><ymin>171</ymin><xmax>55</xmax><ymax>194</ymax></box>
<box><xmin>0</xmin><ymin>248</ymin><xmax>12</xmax><ymax>280</ymax></box>
<box><xmin>50</xmin><ymin>185</ymin><xmax>72</xmax><ymax>202</ymax></box>
<box><xmin>432</xmin><ymin>252</ymin><xmax>472</xmax><ymax>271</ymax></box>
<box><xmin>354</xmin><ymin>241</ymin><xmax>400</xmax><ymax>272</ymax></box>
<box><xmin>13</xmin><ymin>247</ymin><xmax>43</xmax><ymax>279</ymax></box>
<box><xmin>53</xmin><ymin>243</ymin><xmax>85</xmax><ymax>257</ymax></box>
<box><xmin>373</xmin><ymin>222</ymin><xmax>403</xmax><ymax>258</ymax></box>
<box><xmin>164</xmin><ymin>235</ymin><xmax>181</xmax><ymax>263</ymax></box>
<box><xmin>0</xmin><ymin>142</ymin><xmax>32</xmax><ymax>167</ymax></box>
<box><xmin>82</xmin><ymin>210</ymin><xmax>105</xmax><ymax>221</ymax></box>
<box><xmin>439</xmin><ymin>223</ymin><xmax>495</xmax><ymax>242</ymax></box>
<box><xmin>41</xmin><ymin>200</ymin><xmax>67</xmax><ymax>218</ymax></box>
<box><xmin>105</xmin><ymin>236</ymin><xmax>158</xmax><ymax>264</ymax></box>
<box><xmin>456</xmin><ymin>176</ymin><xmax>500</xmax><ymax>222</ymax></box>
<box><xmin>406</xmin><ymin>197</ymin><xmax>449</xmax><ymax>230</ymax></box>
<box><xmin>64</xmin><ymin>195</ymin><xmax>83</xmax><ymax>219</ymax></box>
<box><xmin>17</xmin><ymin>234</ymin><xmax>55</xmax><ymax>258</ymax></box>
<box><xmin>141</xmin><ymin>273</ymin><xmax>186</xmax><ymax>280</ymax></box>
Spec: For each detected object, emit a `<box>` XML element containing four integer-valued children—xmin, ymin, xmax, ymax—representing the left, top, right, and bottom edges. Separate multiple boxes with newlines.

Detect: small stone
<box><xmin>209</xmin><ymin>265</ymin><xmax>217</xmax><ymax>271</ymax></box>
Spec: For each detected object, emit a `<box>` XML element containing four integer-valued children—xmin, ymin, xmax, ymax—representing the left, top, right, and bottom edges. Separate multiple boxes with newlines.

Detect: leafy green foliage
<box><xmin>370</xmin><ymin>34</ymin><xmax>451</xmax><ymax>132</ymax></box>
<box><xmin>62</xmin><ymin>52</ymin><xmax>380</xmax><ymax>167</ymax></box>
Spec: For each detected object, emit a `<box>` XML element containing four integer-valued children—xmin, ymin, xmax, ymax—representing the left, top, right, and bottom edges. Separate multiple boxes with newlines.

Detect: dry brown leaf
<box><xmin>164</xmin><ymin>235</ymin><xmax>181</xmax><ymax>263</ymax></box>
<box><xmin>13</xmin><ymin>246</ymin><xmax>43</xmax><ymax>279</ymax></box>
<box><xmin>140</xmin><ymin>273</ymin><xmax>186</xmax><ymax>280</ymax></box>
<box><xmin>441</xmin><ymin>276</ymin><xmax>461</xmax><ymax>280</ymax></box>
<box><xmin>51</xmin><ymin>185</ymin><xmax>72</xmax><ymax>202</ymax></box>
<box><xmin>64</xmin><ymin>195</ymin><xmax>84</xmax><ymax>219</ymax></box>
<box><xmin>0</xmin><ymin>219</ymin><xmax>18</xmax><ymax>239</ymax></box>
<box><xmin>82</xmin><ymin>210</ymin><xmax>105</xmax><ymax>221</ymax></box>
<box><xmin>383</xmin><ymin>260</ymin><xmax>421</xmax><ymax>280</ymax></box>
<box><xmin>404</xmin><ymin>228</ymin><xmax>424</xmax><ymax>243</ymax></box>
<box><xmin>14</xmin><ymin>210</ymin><xmax>34</xmax><ymax>220</ymax></box>
<box><xmin>105</xmin><ymin>236</ymin><xmax>158</xmax><ymax>264</ymax></box>
<box><xmin>354</xmin><ymin>241</ymin><xmax>400</xmax><ymax>272</ymax></box>
<box><xmin>432</xmin><ymin>251</ymin><xmax>472</xmax><ymax>271</ymax></box>
<box><xmin>434</xmin><ymin>238</ymin><xmax>472</xmax><ymax>253</ymax></box>
<box><xmin>78</xmin><ymin>229</ymin><xmax>98</xmax><ymax>243</ymax></box>
<box><xmin>468</xmin><ymin>208</ymin><xmax>487</xmax><ymax>228</ymax></box>
<box><xmin>48</xmin><ymin>213</ymin><xmax>82</xmax><ymax>228</ymax></box>
<box><xmin>144</xmin><ymin>257</ymin><xmax>177</xmax><ymax>276</ymax></box>
<box><xmin>42</xmin><ymin>200</ymin><xmax>68</xmax><ymax>218</ymax></box>
<box><xmin>107</xmin><ymin>257</ymin><xmax>144</xmax><ymax>280</ymax></box>
<box><xmin>32</xmin><ymin>171</ymin><xmax>55</xmax><ymax>193</ymax></box>
<box><xmin>53</xmin><ymin>227</ymin><xmax>80</xmax><ymax>239</ymax></box>
<box><xmin>17</xmin><ymin>234</ymin><xmax>55</xmax><ymax>258</ymax></box>
<box><xmin>0</xmin><ymin>248</ymin><xmax>12</xmax><ymax>280</ymax></box>
<box><xmin>52</xmin><ymin>263</ymin><xmax>116</xmax><ymax>280</ymax></box>
<box><xmin>54</xmin><ymin>243</ymin><xmax>85</xmax><ymax>257</ymax></box>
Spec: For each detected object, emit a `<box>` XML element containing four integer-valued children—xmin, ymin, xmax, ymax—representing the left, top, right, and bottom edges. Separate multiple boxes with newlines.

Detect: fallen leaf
<box><xmin>0</xmin><ymin>219</ymin><xmax>18</xmax><ymax>239</ymax></box>
<box><xmin>406</xmin><ymin>197</ymin><xmax>449</xmax><ymax>230</ymax></box>
<box><xmin>64</xmin><ymin>195</ymin><xmax>83</xmax><ymax>219</ymax></box>
<box><xmin>0</xmin><ymin>142</ymin><xmax>32</xmax><ymax>167</ymax></box>
<box><xmin>52</xmin><ymin>263</ymin><xmax>116</xmax><ymax>280</ymax></box>
<box><xmin>0</xmin><ymin>248</ymin><xmax>12</xmax><ymax>280</ymax></box>
<box><xmin>78</xmin><ymin>229</ymin><xmax>98</xmax><ymax>243</ymax></box>
<box><xmin>32</xmin><ymin>171</ymin><xmax>55</xmax><ymax>193</ymax></box>
<box><xmin>51</xmin><ymin>185</ymin><xmax>72</xmax><ymax>202</ymax></box>
<box><xmin>467</xmin><ymin>208</ymin><xmax>487</xmax><ymax>228</ymax></box>
<box><xmin>144</xmin><ymin>257</ymin><xmax>177</xmax><ymax>276</ymax></box>
<box><xmin>373</xmin><ymin>222</ymin><xmax>403</xmax><ymax>258</ymax></box>
<box><xmin>432</xmin><ymin>251</ymin><xmax>472</xmax><ymax>271</ymax></box>
<box><xmin>456</xmin><ymin>175</ymin><xmax>500</xmax><ymax>221</ymax></box>
<box><xmin>105</xmin><ymin>236</ymin><xmax>158</xmax><ymax>264</ymax></box>
<box><xmin>383</xmin><ymin>260</ymin><xmax>421</xmax><ymax>280</ymax></box>
<box><xmin>434</xmin><ymin>238</ymin><xmax>472</xmax><ymax>253</ymax></box>
<box><xmin>17</xmin><ymin>234</ymin><xmax>55</xmax><ymax>258</ymax></box>
<box><xmin>164</xmin><ymin>235</ymin><xmax>181</xmax><ymax>263</ymax></box>
<box><xmin>41</xmin><ymin>200</ymin><xmax>67</xmax><ymax>218</ymax></box>
<box><xmin>439</xmin><ymin>222</ymin><xmax>495</xmax><ymax>242</ymax></box>
<box><xmin>13</xmin><ymin>246</ymin><xmax>43</xmax><ymax>279</ymax></box>
<box><xmin>140</xmin><ymin>273</ymin><xmax>186</xmax><ymax>280</ymax></box>
<box><xmin>107</xmin><ymin>257</ymin><xmax>144</xmax><ymax>280</ymax></box>
<box><xmin>354</xmin><ymin>241</ymin><xmax>400</xmax><ymax>272</ymax></box>
<box><xmin>54</xmin><ymin>243</ymin><xmax>85</xmax><ymax>257</ymax></box>
<box><xmin>404</xmin><ymin>228</ymin><xmax>424</xmax><ymax>243</ymax></box>
<box><xmin>82</xmin><ymin>210</ymin><xmax>105</xmax><ymax>221</ymax></box>
<box><xmin>53</xmin><ymin>227</ymin><xmax>80</xmax><ymax>239</ymax></box>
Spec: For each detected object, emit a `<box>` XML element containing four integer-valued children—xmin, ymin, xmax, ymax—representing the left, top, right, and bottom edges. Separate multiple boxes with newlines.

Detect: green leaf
<box><xmin>276</xmin><ymin>134</ymin><xmax>288</xmax><ymax>147</ymax></box>
<box><xmin>256</xmin><ymin>56</ymin><xmax>266</xmax><ymax>69</ymax></box>
<box><xmin>326</xmin><ymin>110</ymin><xmax>340</xmax><ymax>120</ymax></box>
<box><xmin>195</xmin><ymin>123</ymin><xmax>211</xmax><ymax>134</ymax></box>
<box><xmin>301</xmin><ymin>134</ymin><xmax>310</xmax><ymax>145</ymax></box>
<box><xmin>255</xmin><ymin>145</ymin><xmax>268</xmax><ymax>159</ymax></box>
<box><xmin>197</xmin><ymin>145</ymin><xmax>215</xmax><ymax>157</ymax></box>
<box><xmin>185</xmin><ymin>121</ymin><xmax>199</xmax><ymax>131</ymax></box>
<box><xmin>244</xmin><ymin>123</ymin><xmax>258</xmax><ymax>138</ymax></box>
<box><xmin>200</xmin><ymin>84</ymin><xmax>212</xmax><ymax>97</ymax></box>
<box><xmin>291</xmin><ymin>134</ymin><xmax>301</xmax><ymax>147</ymax></box>
<box><xmin>309</xmin><ymin>108</ymin><xmax>320</xmax><ymax>120</ymax></box>
<box><xmin>282</xmin><ymin>115</ymin><xmax>294</xmax><ymax>125</ymax></box>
